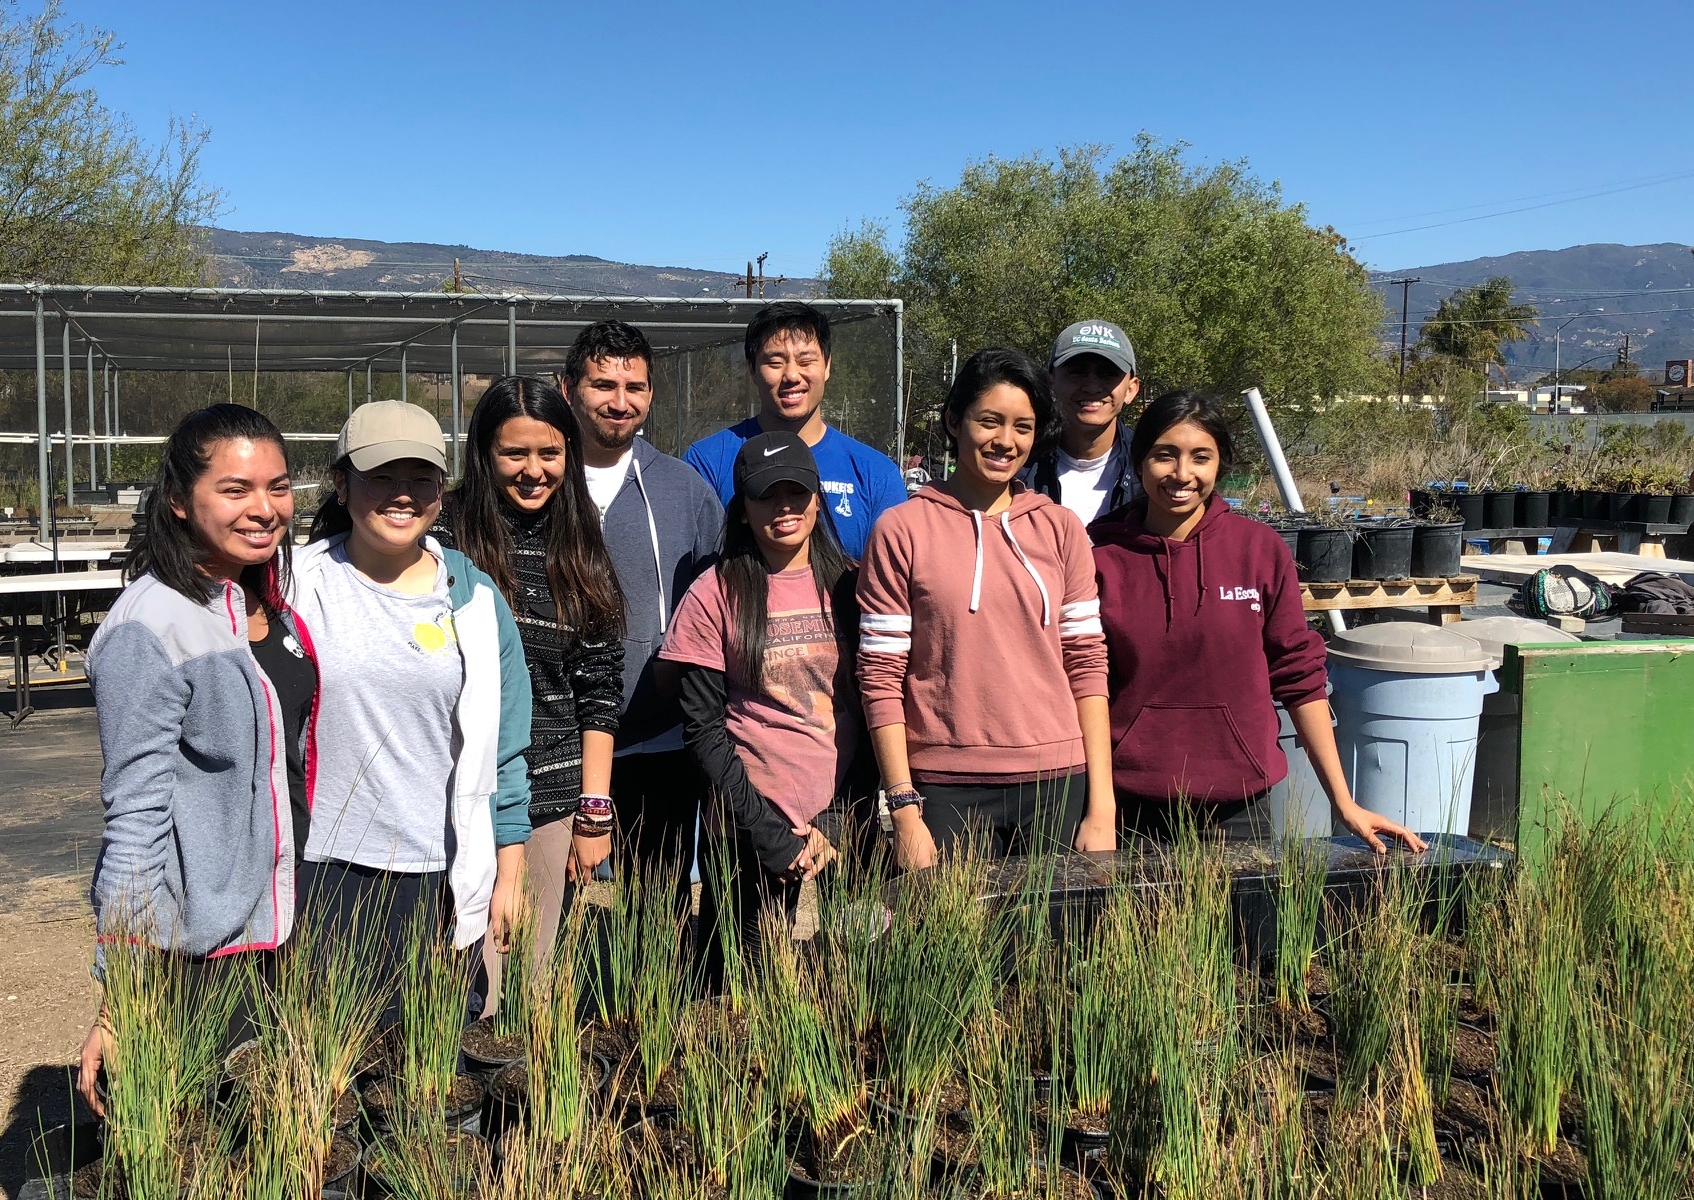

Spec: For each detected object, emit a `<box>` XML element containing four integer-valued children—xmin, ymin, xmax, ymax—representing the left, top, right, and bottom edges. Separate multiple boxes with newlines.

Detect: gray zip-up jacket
<box><xmin>603</xmin><ymin>436</ymin><xmax>724</xmax><ymax>747</ymax></box>
<box><xmin>87</xmin><ymin>573</ymin><xmax>305</xmax><ymax>968</ymax></box>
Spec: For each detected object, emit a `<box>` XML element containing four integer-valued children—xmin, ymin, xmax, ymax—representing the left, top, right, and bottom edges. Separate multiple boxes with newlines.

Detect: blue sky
<box><xmin>72</xmin><ymin>0</ymin><xmax>1691</xmax><ymax>277</ymax></box>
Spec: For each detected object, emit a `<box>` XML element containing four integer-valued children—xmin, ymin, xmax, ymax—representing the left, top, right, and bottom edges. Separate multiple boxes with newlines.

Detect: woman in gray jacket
<box><xmin>79</xmin><ymin>404</ymin><xmax>314</xmax><ymax>1116</ymax></box>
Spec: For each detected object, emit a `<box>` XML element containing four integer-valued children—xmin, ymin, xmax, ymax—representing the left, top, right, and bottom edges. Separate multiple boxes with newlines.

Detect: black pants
<box><xmin>919</xmin><ymin>771</ymin><xmax>1089</xmax><ymax>860</ymax></box>
<box><xmin>1116</xmin><ymin>790</ymin><xmax>1273</xmax><ymax>842</ymax></box>
<box><xmin>693</xmin><ymin>795</ymin><xmax>872</xmax><ymax>994</ymax></box>
<box><xmin>295</xmin><ymin>859</ymin><xmax>458</xmax><ymax>1027</ymax></box>
<box><xmin>611</xmin><ymin>749</ymin><xmax>705</xmax><ymax>886</ymax></box>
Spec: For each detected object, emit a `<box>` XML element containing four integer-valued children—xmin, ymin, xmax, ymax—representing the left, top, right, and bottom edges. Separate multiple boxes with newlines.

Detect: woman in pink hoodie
<box><xmin>857</xmin><ymin>348</ymin><xmax>1116</xmax><ymax>869</ymax></box>
<box><xmin>1090</xmin><ymin>390</ymin><xmax>1422</xmax><ymax>852</ymax></box>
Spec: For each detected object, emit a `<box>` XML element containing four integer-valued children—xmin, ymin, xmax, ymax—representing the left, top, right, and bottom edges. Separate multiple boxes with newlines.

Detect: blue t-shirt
<box><xmin>683</xmin><ymin>418</ymin><xmax>906</xmax><ymax>561</ymax></box>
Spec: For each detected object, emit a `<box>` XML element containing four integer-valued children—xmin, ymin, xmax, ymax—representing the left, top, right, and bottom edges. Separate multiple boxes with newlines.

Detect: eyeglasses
<box><xmin>345</xmin><ymin>466</ymin><xmax>443</xmax><ymax>502</ymax></box>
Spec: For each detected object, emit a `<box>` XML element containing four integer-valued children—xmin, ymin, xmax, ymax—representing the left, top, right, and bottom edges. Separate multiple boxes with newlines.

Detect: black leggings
<box><xmin>694</xmin><ymin>795</ymin><xmax>872</xmax><ymax>993</ymax></box>
<box><xmin>1116</xmin><ymin>790</ymin><xmax>1273</xmax><ymax>842</ymax></box>
<box><xmin>918</xmin><ymin>771</ymin><xmax>1089</xmax><ymax>860</ymax></box>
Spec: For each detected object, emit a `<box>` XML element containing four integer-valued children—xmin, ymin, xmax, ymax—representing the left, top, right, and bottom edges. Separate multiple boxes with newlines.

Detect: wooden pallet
<box><xmin>1300</xmin><ymin>575</ymin><xmax>1477</xmax><ymax>624</ymax></box>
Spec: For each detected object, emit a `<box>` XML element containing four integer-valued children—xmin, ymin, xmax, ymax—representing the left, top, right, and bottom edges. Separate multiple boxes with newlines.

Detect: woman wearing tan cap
<box><xmin>294</xmin><ymin>400</ymin><xmax>532</xmax><ymax>1016</ymax></box>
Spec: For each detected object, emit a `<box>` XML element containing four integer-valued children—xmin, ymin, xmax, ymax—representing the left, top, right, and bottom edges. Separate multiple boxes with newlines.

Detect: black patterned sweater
<box><xmin>432</xmin><ymin>502</ymin><xmax>623</xmax><ymax>820</ymax></box>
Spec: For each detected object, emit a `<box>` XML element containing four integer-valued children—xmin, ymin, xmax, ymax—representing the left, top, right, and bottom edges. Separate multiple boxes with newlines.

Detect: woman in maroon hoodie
<box><xmin>858</xmin><ymin>348</ymin><xmax>1116</xmax><ymax>869</ymax></box>
<box><xmin>1090</xmin><ymin>391</ymin><xmax>1423</xmax><ymax>852</ymax></box>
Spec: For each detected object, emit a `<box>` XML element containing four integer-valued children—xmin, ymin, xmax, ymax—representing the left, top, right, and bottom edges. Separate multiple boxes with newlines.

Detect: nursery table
<box><xmin>1299</xmin><ymin>575</ymin><xmax>1477</xmax><ymax>625</ymax></box>
<box><xmin>1547</xmin><ymin>518</ymin><xmax>1689</xmax><ymax>558</ymax></box>
<box><xmin>1</xmin><ymin>569</ymin><xmax>122</xmax><ymax>727</ymax></box>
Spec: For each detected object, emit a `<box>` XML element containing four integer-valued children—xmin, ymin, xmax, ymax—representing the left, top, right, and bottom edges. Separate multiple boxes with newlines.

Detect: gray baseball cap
<box><xmin>336</xmin><ymin>400</ymin><xmax>448</xmax><ymax>472</ymax></box>
<box><xmin>1050</xmin><ymin>320</ymin><xmax>1136</xmax><ymax>375</ymax></box>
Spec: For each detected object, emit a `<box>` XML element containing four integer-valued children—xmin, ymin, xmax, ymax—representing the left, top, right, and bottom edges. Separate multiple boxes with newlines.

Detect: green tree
<box><xmin>824</xmin><ymin>138</ymin><xmax>1389</xmax><ymax>427</ymax></box>
<box><xmin>1416</xmin><ymin>277</ymin><xmax>1537</xmax><ymax>387</ymax></box>
<box><xmin>1588</xmin><ymin>375</ymin><xmax>1655</xmax><ymax>413</ymax></box>
<box><xmin>0</xmin><ymin>0</ymin><xmax>220</xmax><ymax>284</ymax></box>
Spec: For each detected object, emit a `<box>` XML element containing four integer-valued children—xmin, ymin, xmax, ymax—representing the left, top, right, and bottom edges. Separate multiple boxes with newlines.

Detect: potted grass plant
<box><xmin>460</xmin><ymin>893</ymin><xmax>535</xmax><ymax>1081</ymax></box>
<box><xmin>362</xmin><ymin>902</ymin><xmax>483</xmax><ymax>1142</ymax></box>
<box><xmin>84</xmin><ymin>917</ymin><xmax>240</xmax><ymax>1200</ymax></box>
<box><xmin>674</xmin><ymin>998</ymin><xmax>788</xmax><ymax>1200</ymax></box>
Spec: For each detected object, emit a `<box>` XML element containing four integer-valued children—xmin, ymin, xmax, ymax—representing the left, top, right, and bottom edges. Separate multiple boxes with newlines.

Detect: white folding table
<box><xmin>3</xmin><ymin>569</ymin><xmax>123</xmax><ymax>727</ymax></box>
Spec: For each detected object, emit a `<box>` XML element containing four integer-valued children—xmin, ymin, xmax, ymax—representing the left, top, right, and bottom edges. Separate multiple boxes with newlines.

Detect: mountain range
<box><xmin>206</xmin><ymin>229</ymin><xmax>1690</xmax><ymax>385</ymax></box>
<box><xmin>206</xmin><ymin>228</ymin><xmax>821</xmax><ymax>300</ymax></box>
<box><xmin>1371</xmin><ymin>243</ymin><xmax>1694</xmax><ymax>382</ymax></box>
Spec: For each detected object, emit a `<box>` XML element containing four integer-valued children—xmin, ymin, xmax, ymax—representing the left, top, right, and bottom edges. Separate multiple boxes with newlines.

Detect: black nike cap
<box><xmin>733</xmin><ymin>430</ymin><xmax>822</xmax><ymax>499</ymax></box>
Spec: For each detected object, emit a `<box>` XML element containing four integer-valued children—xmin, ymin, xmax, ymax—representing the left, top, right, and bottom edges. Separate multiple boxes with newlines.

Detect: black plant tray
<box><xmin>967</xmin><ymin>836</ymin><xmax>1512</xmax><ymax>968</ymax></box>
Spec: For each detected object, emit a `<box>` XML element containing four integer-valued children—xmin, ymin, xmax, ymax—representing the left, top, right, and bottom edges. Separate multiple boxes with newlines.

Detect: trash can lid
<box><xmin>1445</xmin><ymin>616</ymin><xmax>1580</xmax><ymax>664</ymax></box>
<box><xmin>1327</xmin><ymin>623</ymin><xmax>1501</xmax><ymax>674</ymax></box>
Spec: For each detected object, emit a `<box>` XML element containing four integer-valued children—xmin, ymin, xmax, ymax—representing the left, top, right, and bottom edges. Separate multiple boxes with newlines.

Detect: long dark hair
<box><xmin>449</xmin><ymin>375</ymin><xmax>623</xmax><ymax>637</ymax></box>
<box><xmin>1129</xmin><ymin>390</ymin><xmax>1236</xmax><ymax>475</ymax></box>
<box><xmin>943</xmin><ymin>347</ymin><xmax>1062</xmax><ymax>460</ymax></box>
<box><xmin>719</xmin><ymin>492</ymin><xmax>856</xmax><ymax>693</ymax></box>
<box><xmin>128</xmin><ymin>404</ymin><xmax>292</xmax><ymax>611</ymax></box>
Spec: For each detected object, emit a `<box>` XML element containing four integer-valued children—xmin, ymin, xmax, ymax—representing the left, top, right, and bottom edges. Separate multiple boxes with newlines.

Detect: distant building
<box><xmin>1656</xmin><ymin>359</ymin><xmax>1694</xmax><ymax>411</ymax></box>
<box><xmin>1486</xmin><ymin>388</ymin><xmax>1530</xmax><ymax>407</ymax></box>
<box><xmin>1530</xmin><ymin>384</ymin><xmax>1585</xmax><ymax>414</ymax></box>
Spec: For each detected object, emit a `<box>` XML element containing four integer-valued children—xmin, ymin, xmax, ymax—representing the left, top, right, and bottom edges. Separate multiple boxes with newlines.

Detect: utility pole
<box><xmin>1618</xmin><ymin>333</ymin><xmax>1631</xmax><ymax>372</ymax></box>
<box><xmin>742</xmin><ymin>253</ymin><xmax>785</xmax><ymax>300</ymax></box>
<box><xmin>1385</xmin><ymin>277</ymin><xmax>1420</xmax><ymax>400</ymax></box>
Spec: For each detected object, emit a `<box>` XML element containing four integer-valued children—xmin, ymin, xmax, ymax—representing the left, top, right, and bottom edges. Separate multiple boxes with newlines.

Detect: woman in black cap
<box><xmin>659</xmin><ymin>431</ymin><xmax>871</xmax><ymax>985</ymax></box>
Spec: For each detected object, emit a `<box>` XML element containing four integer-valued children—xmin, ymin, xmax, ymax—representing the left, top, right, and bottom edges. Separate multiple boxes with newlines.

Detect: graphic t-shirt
<box><xmin>683</xmin><ymin>418</ymin><xmax>905</xmax><ymax>561</ymax></box>
<box><xmin>659</xmin><ymin>565</ymin><xmax>858</xmax><ymax>827</ymax></box>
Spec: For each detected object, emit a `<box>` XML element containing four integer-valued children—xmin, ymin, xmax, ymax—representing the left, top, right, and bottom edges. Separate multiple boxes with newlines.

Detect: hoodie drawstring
<box><xmin>968</xmin><ymin>509</ymin><xmax>985</xmax><ymax>613</ymax></box>
<box><xmin>1195</xmin><ymin>529</ymin><xmax>1205</xmax><ymax>614</ymax></box>
<box><xmin>629</xmin><ymin>454</ymin><xmax>668</xmax><ymax>635</ymax></box>
<box><xmin>999</xmin><ymin>513</ymin><xmax>1052</xmax><ymax>627</ymax></box>
<box><xmin>1154</xmin><ymin>539</ymin><xmax>1174</xmax><ymax>630</ymax></box>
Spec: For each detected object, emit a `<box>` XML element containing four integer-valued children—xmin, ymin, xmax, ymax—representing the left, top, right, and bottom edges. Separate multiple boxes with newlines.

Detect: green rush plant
<box><xmin>1243</xmin><ymin>1043</ymin><xmax>1311</xmax><ymax>1200</ymax></box>
<box><xmin>754</xmin><ymin>909</ymin><xmax>867</xmax><ymax>1158</ymax></box>
<box><xmin>245</xmin><ymin>883</ymin><xmax>391</xmax><ymax>1200</ymax></box>
<box><xmin>873</xmin><ymin>847</ymin><xmax>999</xmax><ymax>1108</ymax></box>
<box><xmin>964</xmin><ymin>1008</ymin><xmax>1038</xmax><ymax>1198</ymax></box>
<box><xmin>1320</xmin><ymin>1089</ymin><xmax>1401</xmax><ymax>1200</ymax></box>
<box><xmin>528</xmin><ymin>898</ymin><xmax>592</xmax><ymax>1149</ymax></box>
<box><xmin>97</xmin><ymin>923</ymin><xmax>240</xmax><ymax>1200</ymax></box>
<box><xmin>1412</xmin><ymin>932</ymin><xmax>1458</xmax><ymax>1107</ymax></box>
<box><xmin>697</xmin><ymin>832</ymin><xmax>752</xmax><ymax>1014</ymax></box>
<box><xmin>1061</xmin><ymin>905</ymin><xmax>1119</xmax><ymax>1134</ymax></box>
<box><xmin>1576</xmin><ymin>860</ymin><xmax>1694</xmax><ymax>1200</ymax></box>
<box><xmin>1326</xmin><ymin>866</ymin><xmax>1418</xmax><ymax>1106</ymax></box>
<box><xmin>492</xmin><ymin>884</ymin><xmax>537</xmax><ymax>1043</ymax></box>
<box><xmin>1389</xmin><ymin>998</ymin><xmax>1441</xmax><ymax>1186</ymax></box>
<box><xmin>1491</xmin><ymin>864</ymin><xmax>1579</xmax><ymax>1158</ymax></box>
<box><xmin>364</xmin><ymin>1125</ymin><xmax>493</xmax><ymax>1200</ymax></box>
<box><xmin>585</xmin><ymin>856</ymin><xmax>689</xmax><ymax>1101</ymax></box>
<box><xmin>813</xmin><ymin>821</ymin><xmax>892</xmax><ymax>1042</ymax></box>
<box><xmin>396</xmin><ymin>897</ymin><xmax>474</xmax><ymax>1118</ymax></box>
<box><xmin>1272</xmin><ymin>833</ymin><xmax>1327</xmax><ymax>1012</ymax></box>
<box><xmin>675</xmin><ymin>1000</ymin><xmax>787</xmax><ymax>1200</ymax></box>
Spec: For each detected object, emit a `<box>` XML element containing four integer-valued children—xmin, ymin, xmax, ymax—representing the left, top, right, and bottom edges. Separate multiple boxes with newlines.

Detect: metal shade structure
<box><xmin>0</xmin><ymin>284</ymin><xmax>904</xmax><ymax>539</ymax></box>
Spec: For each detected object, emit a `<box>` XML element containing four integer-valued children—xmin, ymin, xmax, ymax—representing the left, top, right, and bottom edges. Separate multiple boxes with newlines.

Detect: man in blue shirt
<box><xmin>684</xmin><ymin>301</ymin><xmax>905</xmax><ymax>560</ymax></box>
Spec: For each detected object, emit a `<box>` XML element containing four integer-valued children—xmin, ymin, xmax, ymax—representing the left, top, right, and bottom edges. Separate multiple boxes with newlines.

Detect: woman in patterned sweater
<box><xmin>435</xmin><ymin>375</ymin><xmax>625</xmax><ymax>1013</ymax></box>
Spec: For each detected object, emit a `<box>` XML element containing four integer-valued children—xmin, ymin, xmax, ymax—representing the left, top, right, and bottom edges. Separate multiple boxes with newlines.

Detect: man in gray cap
<box><xmin>1023</xmin><ymin>319</ymin><xmax>1143</xmax><ymax>531</ymax></box>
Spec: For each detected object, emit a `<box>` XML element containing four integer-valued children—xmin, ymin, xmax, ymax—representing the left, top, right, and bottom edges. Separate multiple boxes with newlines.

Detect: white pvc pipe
<box><xmin>1242</xmin><ymin>386</ymin><xmax>1346</xmax><ymax>634</ymax></box>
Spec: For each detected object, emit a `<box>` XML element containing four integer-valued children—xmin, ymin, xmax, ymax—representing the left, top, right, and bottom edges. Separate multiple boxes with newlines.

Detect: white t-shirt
<box><xmin>1054</xmin><ymin>441</ymin><xmax>1131</xmax><ymax>527</ymax></box>
<box><xmin>583</xmin><ymin>451</ymin><xmax>633</xmax><ymax>519</ymax></box>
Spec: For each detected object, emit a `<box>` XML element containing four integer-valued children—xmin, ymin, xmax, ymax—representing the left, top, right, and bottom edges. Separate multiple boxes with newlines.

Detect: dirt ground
<box><xmin>0</xmin><ymin>692</ymin><xmax>103</xmax><ymax>1194</ymax></box>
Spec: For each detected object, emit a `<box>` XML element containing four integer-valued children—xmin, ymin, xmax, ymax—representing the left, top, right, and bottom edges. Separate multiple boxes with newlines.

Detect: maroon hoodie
<box><xmin>1089</xmin><ymin>495</ymin><xmax>1328</xmax><ymax>803</ymax></box>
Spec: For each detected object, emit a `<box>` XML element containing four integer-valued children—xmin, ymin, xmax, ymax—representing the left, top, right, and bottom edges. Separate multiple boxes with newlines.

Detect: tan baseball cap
<box><xmin>336</xmin><ymin>401</ymin><xmax>447</xmax><ymax>472</ymax></box>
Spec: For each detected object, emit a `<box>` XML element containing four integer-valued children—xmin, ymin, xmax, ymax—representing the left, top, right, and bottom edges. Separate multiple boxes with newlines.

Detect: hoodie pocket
<box><xmin>1113</xmin><ymin>703</ymin><xmax>1268</xmax><ymax>799</ymax></box>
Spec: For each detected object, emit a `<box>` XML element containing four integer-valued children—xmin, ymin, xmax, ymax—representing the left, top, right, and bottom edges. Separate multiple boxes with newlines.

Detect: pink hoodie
<box><xmin>856</xmin><ymin>483</ymin><xmax>1108</xmax><ymax>784</ymax></box>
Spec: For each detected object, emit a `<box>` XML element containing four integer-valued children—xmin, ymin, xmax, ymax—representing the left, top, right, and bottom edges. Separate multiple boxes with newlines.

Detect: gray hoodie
<box><xmin>602</xmin><ymin>436</ymin><xmax>724</xmax><ymax>748</ymax></box>
<box><xmin>87</xmin><ymin>573</ymin><xmax>301</xmax><ymax>969</ymax></box>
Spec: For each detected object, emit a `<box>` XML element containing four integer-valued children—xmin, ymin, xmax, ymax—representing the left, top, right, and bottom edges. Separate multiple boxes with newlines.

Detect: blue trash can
<box><xmin>1326</xmin><ymin>625</ymin><xmax>1500</xmax><ymax>836</ymax></box>
<box><xmin>1267</xmin><ymin>691</ymin><xmax>1335</xmax><ymax>838</ymax></box>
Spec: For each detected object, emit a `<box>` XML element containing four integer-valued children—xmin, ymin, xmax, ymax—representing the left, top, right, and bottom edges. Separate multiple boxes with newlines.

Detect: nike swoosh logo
<box><xmin>763</xmin><ymin>446</ymin><xmax>784</xmax><ymax>457</ymax></box>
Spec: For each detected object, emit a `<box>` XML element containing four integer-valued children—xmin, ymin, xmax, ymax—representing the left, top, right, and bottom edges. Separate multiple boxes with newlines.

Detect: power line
<box><xmin>1343</xmin><ymin>169</ymin><xmax>1694</xmax><ymax>230</ymax></box>
<box><xmin>1350</xmin><ymin>171</ymin><xmax>1694</xmax><ymax>241</ymax></box>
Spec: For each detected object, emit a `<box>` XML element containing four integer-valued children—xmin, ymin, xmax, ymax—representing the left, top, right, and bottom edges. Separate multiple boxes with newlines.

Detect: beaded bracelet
<box><xmin>575</xmin><ymin>793</ymin><xmax>615</xmax><ymax>837</ymax></box>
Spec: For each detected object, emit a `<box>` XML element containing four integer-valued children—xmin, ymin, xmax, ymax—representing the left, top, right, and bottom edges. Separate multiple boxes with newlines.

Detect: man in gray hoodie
<box><xmin>564</xmin><ymin>321</ymin><xmax>724</xmax><ymax>882</ymax></box>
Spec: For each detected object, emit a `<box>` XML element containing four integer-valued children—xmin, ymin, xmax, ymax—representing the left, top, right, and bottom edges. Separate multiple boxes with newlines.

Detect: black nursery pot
<box><xmin>1411</xmin><ymin>522</ymin><xmax>1465</xmax><ymax>579</ymax></box>
<box><xmin>1454</xmin><ymin>492</ymin><xmax>1486</xmax><ymax>529</ymax></box>
<box><xmin>1484</xmin><ymin>490</ymin><xmax>1517</xmax><ymax>530</ymax></box>
<box><xmin>1516</xmin><ymin>491</ymin><xmax>1551</xmax><ymax>528</ymax></box>
<box><xmin>1409</xmin><ymin>488</ymin><xmax>1432</xmax><ymax>518</ymax></box>
<box><xmin>1639</xmin><ymin>494</ymin><xmax>1673</xmax><ymax>524</ymax></box>
<box><xmin>1352</xmin><ymin>523</ymin><xmax>1414</xmax><ymax>581</ymax></box>
<box><xmin>1671</xmin><ymin>494</ymin><xmax>1694</xmax><ymax>525</ymax></box>
<box><xmin>1580</xmin><ymin>489</ymin><xmax>1606</xmax><ymax>520</ymax></box>
<box><xmin>1296</xmin><ymin>527</ymin><xmax>1353</xmax><ymax>583</ymax></box>
<box><xmin>1549</xmin><ymin>490</ymin><xmax>1580</xmax><ymax>521</ymax></box>
<box><xmin>1607</xmin><ymin>491</ymin><xmax>1638</xmax><ymax>522</ymax></box>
